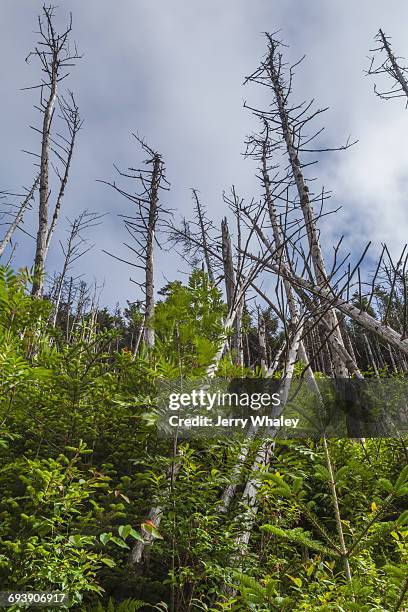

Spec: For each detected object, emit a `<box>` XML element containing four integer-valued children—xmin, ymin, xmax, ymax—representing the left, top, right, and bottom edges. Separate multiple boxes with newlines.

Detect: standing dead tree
<box><xmin>223</xmin><ymin>188</ymin><xmax>250</xmax><ymax>367</ymax></box>
<box><xmin>24</xmin><ymin>5</ymin><xmax>81</xmax><ymax>297</ymax></box>
<box><xmin>191</xmin><ymin>189</ymin><xmax>217</xmax><ymax>283</ymax></box>
<box><xmin>221</xmin><ymin>214</ymin><xmax>245</xmax><ymax>366</ymax></box>
<box><xmin>166</xmin><ymin>189</ymin><xmax>221</xmax><ymax>283</ymax></box>
<box><xmin>244</xmin><ymin>34</ymin><xmax>357</xmax><ymax>378</ymax></box>
<box><xmin>367</xmin><ymin>29</ymin><xmax>408</xmax><ymax>105</ymax></box>
<box><xmin>49</xmin><ymin>210</ymin><xmax>103</xmax><ymax>329</ymax></box>
<box><xmin>101</xmin><ymin>135</ymin><xmax>169</xmax><ymax>349</ymax></box>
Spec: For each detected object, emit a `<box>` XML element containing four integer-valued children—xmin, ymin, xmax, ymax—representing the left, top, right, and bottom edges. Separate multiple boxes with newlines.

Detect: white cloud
<box><xmin>0</xmin><ymin>0</ymin><xmax>407</xmax><ymax>306</ymax></box>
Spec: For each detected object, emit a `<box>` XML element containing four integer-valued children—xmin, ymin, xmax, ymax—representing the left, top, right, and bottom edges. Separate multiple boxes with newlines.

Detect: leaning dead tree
<box><xmin>25</xmin><ymin>5</ymin><xmax>81</xmax><ymax>297</ymax></box>
<box><xmin>101</xmin><ymin>135</ymin><xmax>169</xmax><ymax>349</ymax></box>
<box><xmin>0</xmin><ymin>177</ymin><xmax>39</xmax><ymax>259</ymax></box>
<box><xmin>367</xmin><ymin>29</ymin><xmax>408</xmax><ymax>105</ymax></box>
<box><xmin>243</xmin><ymin>118</ymin><xmax>363</xmax><ymax>381</ymax></box>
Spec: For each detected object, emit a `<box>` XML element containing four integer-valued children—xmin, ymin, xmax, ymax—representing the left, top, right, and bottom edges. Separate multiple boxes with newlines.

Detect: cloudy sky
<box><xmin>1</xmin><ymin>1</ymin><xmax>407</xmax><ymax>308</ymax></box>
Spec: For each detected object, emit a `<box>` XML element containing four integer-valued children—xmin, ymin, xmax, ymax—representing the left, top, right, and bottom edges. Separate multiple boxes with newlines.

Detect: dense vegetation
<box><xmin>0</xmin><ymin>267</ymin><xmax>407</xmax><ymax>610</ymax></box>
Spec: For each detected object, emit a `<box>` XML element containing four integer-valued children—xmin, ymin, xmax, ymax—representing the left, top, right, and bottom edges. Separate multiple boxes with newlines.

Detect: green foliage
<box><xmin>0</xmin><ymin>443</ymin><xmax>116</xmax><ymax>605</ymax></box>
<box><xmin>153</xmin><ymin>270</ymin><xmax>226</xmax><ymax>373</ymax></box>
<box><xmin>0</xmin><ymin>266</ymin><xmax>407</xmax><ymax>610</ymax></box>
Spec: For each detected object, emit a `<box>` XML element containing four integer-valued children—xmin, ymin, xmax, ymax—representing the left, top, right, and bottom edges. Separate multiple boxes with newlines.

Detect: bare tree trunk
<box><xmin>377</xmin><ymin>29</ymin><xmax>408</xmax><ymax>100</ymax></box>
<box><xmin>66</xmin><ymin>276</ymin><xmax>73</xmax><ymax>342</ymax></box>
<box><xmin>192</xmin><ymin>189</ymin><xmax>215</xmax><ymax>283</ymax></box>
<box><xmin>364</xmin><ymin>334</ymin><xmax>379</xmax><ymax>377</ymax></box>
<box><xmin>29</xmin><ymin>7</ymin><xmax>80</xmax><ymax>297</ymax></box>
<box><xmin>31</xmin><ymin>64</ymin><xmax>57</xmax><ymax>297</ymax></box>
<box><xmin>222</xmin><ymin>322</ymin><xmax>304</xmax><ymax>596</ymax></box>
<box><xmin>102</xmin><ymin>139</ymin><xmax>168</xmax><ymax>350</ymax></box>
<box><xmin>217</xmin><ymin>348</ymin><xmax>282</xmax><ymax>515</ymax></box>
<box><xmin>388</xmin><ymin>344</ymin><xmax>399</xmax><ymax>374</ymax></box>
<box><xmin>259</xmin><ymin>143</ymin><xmax>361</xmax><ymax>379</ymax></box>
<box><xmin>133</xmin><ymin>323</ymin><xmax>144</xmax><ymax>359</ymax></box>
<box><xmin>144</xmin><ymin>154</ymin><xmax>162</xmax><ymax>348</ymax></box>
<box><xmin>258</xmin><ymin>310</ymin><xmax>268</xmax><ymax>372</ymax></box>
<box><xmin>221</xmin><ymin>217</ymin><xmax>242</xmax><ymax>365</ymax></box>
<box><xmin>221</xmin><ymin>218</ymin><xmax>236</xmax><ymax>310</ymax></box>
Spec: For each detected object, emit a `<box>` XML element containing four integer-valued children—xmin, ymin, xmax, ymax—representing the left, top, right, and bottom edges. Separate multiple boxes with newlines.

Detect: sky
<box><xmin>1</xmin><ymin>1</ymin><xmax>408</xmax><ymax>309</ymax></box>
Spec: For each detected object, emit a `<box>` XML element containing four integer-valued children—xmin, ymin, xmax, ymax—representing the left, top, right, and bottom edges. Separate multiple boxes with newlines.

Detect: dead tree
<box><xmin>244</xmin><ymin>34</ymin><xmax>357</xmax><ymax>377</ymax></box>
<box><xmin>224</xmin><ymin>188</ymin><xmax>249</xmax><ymax>367</ymax></box>
<box><xmin>167</xmin><ymin>188</ymin><xmax>267</xmax><ymax>370</ymax></box>
<box><xmin>191</xmin><ymin>189</ymin><xmax>216</xmax><ymax>283</ymax></box>
<box><xmin>25</xmin><ymin>5</ymin><xmax>81</xmax><ymax>297</ymax></box>
<box><xmin>367</xmin><ymin>29</ymin><xmax>408</xmax><ymax>105</ymax></box>
<box><xmin>44</xmin><ymin>93</ymin><xmax>82</xmax><ymax>258</ymax></box>
<box><xmin>101</xmin><ymin>135</ymin><xmax>169</xmax><ymax>349</ymax></box>
<box><xmin>258</xmin><ymin>309</ymin><xmax>268</xmax><ymax>372</ymax></box>
<box><xmin>221</xmin><ymin>216</ymin><xmax>244</xmax><ymax>365</ymax></box>
<box><xmin>222</xmin><ymin>320</ymin><xmax>305</xmax><ymax>598</ymax></box>
<box><xmin>0</xmin><ymin>177</ymin><xmax>39</xmax><ymax>259</ymax></box>
<box><xmin>166</xmin><ymin>189</ymin><xmax>221</xmax><ymax>285</ymax></box>
<box><xmin>243</xmin><ymin>119</ymin><xmax>363</xmax><ymax>379</ymax></box>
<box><xmin>221</xmin><ymin>218</ymin><xmax>236</xmax><ymax>313</ymax></box>
<box><xmin>50</xmin><ymin>210</ymin><xmax>103</xmax><ymax>328</ymax></box>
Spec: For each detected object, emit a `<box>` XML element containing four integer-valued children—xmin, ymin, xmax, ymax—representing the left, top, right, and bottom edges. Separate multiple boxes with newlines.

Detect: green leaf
<box><xmin>118</xmin><ymin>524</ymin><xmax>132</xmax><ymax>539</ymax></box>
<box><xmin>260</xmin><ymin>525</ymin><xmax>338</xmax><ymax>557</ymax></box>
<box><xmin>30</xmin><ymin>367</ymin><xmax>52</xmax><ymax>381</ymax></box>
<box><xmin>335</xmin><ymin>466</ymin><xmax>349</xmax><ymax>482</ymax></box>
<box><xmin>287</xmin><ymin>575</ymin><xmax>302</xmax><ymax>588</ymax></box>
<box><xmin>100</xmin><ymin>557</ymin><xmax>116</xmax><ymax>568</ymax></box>
<box><xmin>99</xmin><ymin>532</ymin><xmax>112</xmax><ymax>545</ymax></box>
<box><xmin>395</xmin><ymin>465</ymin><xmax>408</xmax><ymax>489</ymax></box>
<box><xmin>396</xmin><ymin>509</ymin><xmax>408</xmax><ymax>527</ymax></box>
<box><xmin>68</xmin><ymin>534</ymin><xmax>83</xmax><ymax>547</ymax></box>
<box><xmin>314</xmin><ymin>465</ymin><xmax>331</xmax><ymax>481</ymax></box>
<box><xmin>377</xmin><ymin>478</ymin><xmax>393</xmax><ymax>494</ymax></box>
<box><xmin>129</xmin><ymin>529</ymin><xmax>144</xmax><ymax>542</ymax></box>
<box><xmin>110</xmin><ymin>536</ymin><xmax>130</xmax><ymax>549</ymax></box>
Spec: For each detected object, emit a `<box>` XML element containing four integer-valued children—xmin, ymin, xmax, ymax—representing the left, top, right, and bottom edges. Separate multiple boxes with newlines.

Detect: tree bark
<box><xmin>31</xmin><ymin>60</ymin><xmax>58</xmax><ymax>297</ymax></box>
<box><xmin>143</xmin><ymin>154</ymin><xmax>162</xmax><ymax>348</ymax></box>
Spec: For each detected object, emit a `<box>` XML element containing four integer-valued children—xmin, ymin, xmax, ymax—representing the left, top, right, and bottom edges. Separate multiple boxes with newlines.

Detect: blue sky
<box><xmin>1</xmin><ymin>1</ymin><xmax>408</xmax><ymax>308</ymax></box>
